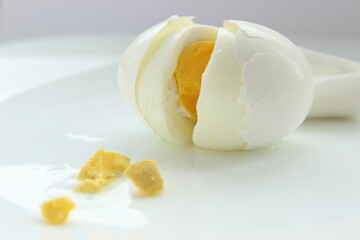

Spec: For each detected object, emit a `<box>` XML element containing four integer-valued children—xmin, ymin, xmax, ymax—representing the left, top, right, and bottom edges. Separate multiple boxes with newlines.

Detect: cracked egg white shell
<box><xmin>118</xmin><ymin>16</ymin><xmax>314</xmax><ymax>150</ymax></box>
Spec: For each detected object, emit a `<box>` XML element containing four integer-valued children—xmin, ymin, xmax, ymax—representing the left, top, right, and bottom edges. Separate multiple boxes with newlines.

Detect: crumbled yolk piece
<box><xmin>174</xmin><ymin>41</ymin><xmax>215</xmax><ymax>120</ymax></box>
<box><xmin>74</xmin><ymin>179</ymin><xmax>103</xmax><ymax>193</ymax></box>
<box><xmin>40</xmin><ymin>196</ymin><xmax>75</xmax><ymax>224</ymax></box>
<box><xmin>75</xmin><ymin>147</ymin><xmax>130</xmax><ymax>193</ymax></box>
<box><xmin>124</xmin><ymin>160</ymin><xmax>164</xmax><ymax>195</ymax></box>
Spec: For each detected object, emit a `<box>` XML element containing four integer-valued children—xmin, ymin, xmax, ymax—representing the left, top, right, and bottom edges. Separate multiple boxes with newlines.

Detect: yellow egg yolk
<box><xmin>124</xmin><ymin>160</ymin><xmax>164</xmax><ymax>195</ymax></box>
<box><xmin>174</xmin><ymin>41</ymin><xmax>215</xmax><ymax>120</ymax></box>
<box><xmin>74</xmin><ymin>147</ymin><xmax>130</xmax><ymax>193</ymax></box>
<box><xmin>40</xmin><ymin>196</ymin><xmax>75</xmax><ymax>224</ymax></box>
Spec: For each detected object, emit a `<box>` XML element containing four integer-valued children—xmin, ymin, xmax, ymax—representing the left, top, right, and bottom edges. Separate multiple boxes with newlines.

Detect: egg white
<box><xmin>301</xmin><ymin>48</ymin><xmax>360</xmax><ymax>118</ymax></box>
<box><xmin>118</xmin><ymin>20</ymin><xmax>167</xmax><ymax>117</ymax></box>
<box><xmin>228</xmin><ymin>20</ymin><xmax>313</xmax><ymax>149</ymax></box>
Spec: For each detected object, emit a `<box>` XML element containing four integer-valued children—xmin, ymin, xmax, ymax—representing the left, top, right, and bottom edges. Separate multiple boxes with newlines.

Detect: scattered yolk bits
<box><xmin>40</xmin><ymin>196</ymin><xmax>75</xmax><ymax>224</ymax></box>
<box><xmin>124</xmin><ymin>160</ymin><xmax>164</xmax><ymax>195</ymax></box>
<box><xmin>75</xmin><ymin>147</ymin><xmax>130</xmax><ymax>193</ymax></box>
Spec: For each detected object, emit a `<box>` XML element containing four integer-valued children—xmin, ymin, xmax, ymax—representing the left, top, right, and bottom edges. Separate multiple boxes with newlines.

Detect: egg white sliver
<box><xmin>136</xmin><ymin>24</ymin><xmax>218</xmax><ymax>144</ymax></box>
<box><xmin>300</xmin><ymin>48</ymin><xmax>360</xmax><ymax>118</ymax></box>
<box><xmin>193</xmin><ymin>28</ymin><xmax>248</xmax><ymax>150</ymax></box>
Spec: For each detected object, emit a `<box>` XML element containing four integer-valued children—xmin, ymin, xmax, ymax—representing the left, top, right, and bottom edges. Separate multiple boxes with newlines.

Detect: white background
<box><xmin>0</xmin><ymin>0</ymin><xmax>359</xmax><ymax>42</ymax></box>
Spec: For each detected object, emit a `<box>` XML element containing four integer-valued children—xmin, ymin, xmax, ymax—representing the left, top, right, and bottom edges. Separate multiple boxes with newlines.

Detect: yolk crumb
<box><xmin>75</xmin><ymin>147</ymin><xmax>130</xmax><ymax>193</ymax></box>
<box><xmin>124</xmin><ymin>160</ymin><xmax>164</xmax><ymax>195</ymax></box>
<box><xmin>74</xmin><ymin>179</ymin><xmax>103</xmax><ymax>193</ymax></box>
<box><xmin>40</xmin><ymin>196</ymin><xmax>75</xmax><ymax>224</ymax></box>
<box><xmin>174</xmin><ymin>41</ymin><xmax>215</xmax><ymax>120</ymax></box>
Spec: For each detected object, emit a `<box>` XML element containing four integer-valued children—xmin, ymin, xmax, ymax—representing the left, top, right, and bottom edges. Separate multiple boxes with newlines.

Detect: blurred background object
<box><xmin>1</xmin><ymin>0</ymin><xmax>359</xmax><ymax>42</ymax></box>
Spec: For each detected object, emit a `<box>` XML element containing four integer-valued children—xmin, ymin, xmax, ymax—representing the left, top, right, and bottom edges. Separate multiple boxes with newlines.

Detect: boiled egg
<box><xmin>118</xmin><ymin>16</ymin><xmax>314</xmax><ymax>150</ymax></box>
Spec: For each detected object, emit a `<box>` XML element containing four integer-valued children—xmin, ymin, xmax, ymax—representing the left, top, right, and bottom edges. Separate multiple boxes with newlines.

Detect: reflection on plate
<box><xmin>1</xmin><ymin>64</ymin><xmax>360</xmax><ymax>239</ymax></box>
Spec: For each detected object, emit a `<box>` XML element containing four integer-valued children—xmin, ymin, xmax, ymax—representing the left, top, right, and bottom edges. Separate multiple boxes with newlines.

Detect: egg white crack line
<box><xmin>241</xmin><ymin>51</ymin><xmax>273</xmax><ymax>68</ymax></box>
<box><xmin>235</xmin><ymin>27</ymin><xmax>265</xmax><ymax>40</ymax></box>
<box><xmin>237</xmin><ymin>51</ymin><xmax>273</xmax><ymax>107</ymax></box>
<box><xmin>250</xmin><ymin>88</ymin><xmax>271</xmax><ymax>107</ymax></box>
<box><xmin>242</xmin><ymin>133</ymin><xmax>261</xmax><ymax>139</ymax></box>
<box><xmin>246</xmin><ymin>35</ymin><xmax>265</xmax><ymax>40</ymax></box>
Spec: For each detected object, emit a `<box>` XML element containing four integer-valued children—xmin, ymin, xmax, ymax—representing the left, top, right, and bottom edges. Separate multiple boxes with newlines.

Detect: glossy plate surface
<box><xmin>1</xmin><ymin>35</ymin><xmax>360</xmax><ymax>240</ymax></box>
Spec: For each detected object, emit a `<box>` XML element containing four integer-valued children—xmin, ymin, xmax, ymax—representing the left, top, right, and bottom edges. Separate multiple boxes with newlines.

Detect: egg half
<box><xmin>118</xmin><ymin>16</ymin><xmax>314</xmax><ymax>150</ymax></box>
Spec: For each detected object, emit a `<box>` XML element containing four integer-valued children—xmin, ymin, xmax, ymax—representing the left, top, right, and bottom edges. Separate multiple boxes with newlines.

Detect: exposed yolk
<box><xmin>75</xmin><ymin>147</ymin><xmax>130</xmax><ymax>193</ymax></box>
<box><xmin>174</xmin><ymin>41</ymin><xmax>215</xmax><ymax>120</ymax></box>
<box><xmin>40</xmin><ymin>196</ymin><xmax>75</xmax><ymax>224</ymax></box>
<box><xmin>124</xmin><ymin>160</ymin><xmax>164</xmax><ymax>195</ymax></box>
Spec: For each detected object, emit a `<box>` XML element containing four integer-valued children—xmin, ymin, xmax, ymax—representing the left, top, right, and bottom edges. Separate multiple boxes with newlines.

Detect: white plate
<box><xmin>1</xmin><ymin>41</ymin><xmax>360</xmax><ymax>240</ymax></box>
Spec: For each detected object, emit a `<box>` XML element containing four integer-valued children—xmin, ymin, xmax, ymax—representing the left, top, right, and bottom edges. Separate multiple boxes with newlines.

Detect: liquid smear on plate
<box><xmin>0</xmin><ymin>163</ymin><xmax>148</xmax><ymax>227</ymax></box>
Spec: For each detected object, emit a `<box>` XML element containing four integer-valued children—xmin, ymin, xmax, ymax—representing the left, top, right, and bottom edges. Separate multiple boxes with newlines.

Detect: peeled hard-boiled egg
<box><xmin>118</xmin><ymin>16</ymin><xmax>314</xmax><ymax>150</ymax></box>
